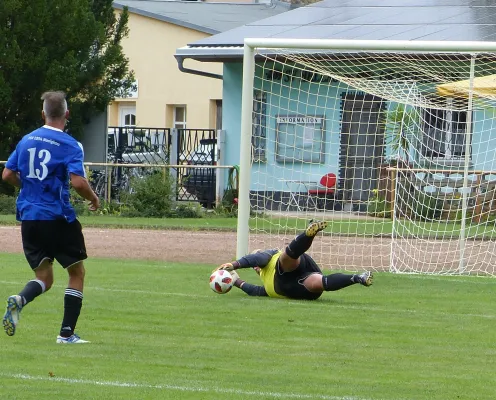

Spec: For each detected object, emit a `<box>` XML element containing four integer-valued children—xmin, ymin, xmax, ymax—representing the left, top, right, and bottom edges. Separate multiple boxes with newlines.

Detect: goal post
<box><xmin>236</xmin><ymin>44</ymin><xmax>256</xmax><ymax>259</ymax></box>
<box><xmin>237</xmin><ymin>38</ymin><xmax>496</xmax><ymax>276</ymax></box>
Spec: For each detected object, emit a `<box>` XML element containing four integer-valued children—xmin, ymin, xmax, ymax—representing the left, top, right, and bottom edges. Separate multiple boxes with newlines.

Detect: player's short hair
<box><xmin>41</xmin><ymin>91</ymin><xmax>68</xmax><ymax>119</ymax></box>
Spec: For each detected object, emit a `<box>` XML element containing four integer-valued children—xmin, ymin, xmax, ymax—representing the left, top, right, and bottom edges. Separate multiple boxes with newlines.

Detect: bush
<box><xmin>98</xmin><ymin>200</ymin><xmax>125</xmax><ymax>216</ymax></box>
<box><xmin>121</xmin><ymin>170</ymin><xmax>174</xmax><ymax>217</ymax></box>
<box><xmin>409</xmin><ymin>191</ymin><xmax>443</xmax><ymax>221</ymax></box>
<box><xmin>72</xmin><ymin>198</ymin><xmax>90</xmax><ymax>216</ymax></box>
<box><xmin>173</xmin><ymin>203</ymin><xmax>204</xmax><ymax>218</ymax></box>
<box><xmin>210</xmin><ymin>188</ymin><xmax>238</xmax><ymax>218</ymax></box>
<box><xmin>0</xmin><ymin>166</ymin><xmax>16</xmax><ymax>196</ymax></box>
<box><xmin>0</xmin><ymin>194</ymin><xmax>16</xmax><ymax>215</ymax></box>
<box><xmin>367</xmin><ymin>198</ymin><xmax>391</xmax><ymax>218</ymax></box>
<box><xmin>367</xmin><ymin>189</ymin><xmax>391</xmax><ymax>218</ymax></box>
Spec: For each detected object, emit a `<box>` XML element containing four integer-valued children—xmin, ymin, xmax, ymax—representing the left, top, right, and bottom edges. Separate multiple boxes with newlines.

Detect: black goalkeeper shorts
<box><xmin>21</xmin><ymin>219</ymin><xmax>88</xmax><ymax>270</ymax></box>
<box><xmin>274</xmin><ymin>253</ymin><xmax>323</xmax><ymax>300</ymax></box>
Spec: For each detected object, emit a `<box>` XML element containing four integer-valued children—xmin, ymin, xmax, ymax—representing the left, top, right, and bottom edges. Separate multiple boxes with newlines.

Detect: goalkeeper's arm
<box><xmin>234</xmin><ymin>279</ymin><xmax>268</xmax><ymax>297</ymax></box>
<box><xmin>220</xmin><ymin>249</ymin><xmax>279</xmax><ymax>271</ymax></box>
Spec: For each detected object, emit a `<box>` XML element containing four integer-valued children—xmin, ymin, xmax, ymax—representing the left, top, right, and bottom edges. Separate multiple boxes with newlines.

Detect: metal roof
<box><xmin>176</xmin><ymin>0</ymin><xmax>496</xmax><ymax>60</ymax></box>
<box><xmin>113</xmin><ymin>0</ymin><xmax>291</xmax><ymax>35</ymax></box>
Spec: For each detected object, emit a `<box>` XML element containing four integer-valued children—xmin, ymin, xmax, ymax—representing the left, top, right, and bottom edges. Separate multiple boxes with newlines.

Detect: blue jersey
<box><xmin>5</xmin><ymin>125</ymin><xmax>86</xmax><ymax>222</ymax></box>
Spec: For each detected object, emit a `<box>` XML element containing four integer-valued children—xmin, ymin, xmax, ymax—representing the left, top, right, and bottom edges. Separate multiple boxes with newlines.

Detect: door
<box><xmin>340</xmin><ymin>94</ymin><xmax>385</xmax><ymax>207</ymax></box>
<box><xmin>118</xmin><ymin>105</ymin><xmax>137</xmax><ymax>149</ymax></box>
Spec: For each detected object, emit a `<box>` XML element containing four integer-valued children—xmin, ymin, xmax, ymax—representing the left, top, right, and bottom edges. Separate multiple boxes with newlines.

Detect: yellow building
<box><xmin>109</xmin><ymin>1</ymin><xmax>291</xmax><ymax>131</ymax></box>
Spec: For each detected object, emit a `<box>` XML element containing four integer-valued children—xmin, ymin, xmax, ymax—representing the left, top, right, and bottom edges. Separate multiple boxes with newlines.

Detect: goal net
<box><xmin>237</xmin><ymin>40</ymin><xmax>496</xmax><ymax>276</ymax></box>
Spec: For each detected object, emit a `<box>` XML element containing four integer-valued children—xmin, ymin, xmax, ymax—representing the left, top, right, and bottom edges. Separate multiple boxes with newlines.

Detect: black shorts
<box><xmin>274</xmin><ymin>253</ymin><xmax>323</xmax><ymax>300</ymax></box>
<box><xmin>21</xmin><ymin>220</ymin><xmax>87</xmax><ymax>270</ymax></box>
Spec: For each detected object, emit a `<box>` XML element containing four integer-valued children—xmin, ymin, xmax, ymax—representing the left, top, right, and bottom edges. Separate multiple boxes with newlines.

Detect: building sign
<box><xmin>275</xmin><ymin>115</ymin><xmax>325</xmax><ymax>164</ymax></box>
<box><xmin>277</xmin><ymin>116</ymin><xmax>324</xmax><ymax>124</ymax></box>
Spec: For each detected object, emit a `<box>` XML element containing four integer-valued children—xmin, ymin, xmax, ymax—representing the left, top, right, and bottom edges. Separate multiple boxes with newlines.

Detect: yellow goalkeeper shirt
<box><xmin>259</xmin><ymin>251</ymin><xmax>287</xmax><ymax>299</ymax></box>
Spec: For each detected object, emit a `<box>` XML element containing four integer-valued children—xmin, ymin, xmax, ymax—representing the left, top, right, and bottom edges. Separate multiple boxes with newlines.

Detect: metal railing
<box><xmin>107</xmin><ymin>126</ymin><xmax>171</xmax><ymax>164</ymax></box>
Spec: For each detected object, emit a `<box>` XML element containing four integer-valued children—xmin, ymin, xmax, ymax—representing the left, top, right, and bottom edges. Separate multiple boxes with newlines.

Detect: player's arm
<box><xmin>219</xmin><ymin>249</ymin><xmax>279</xmax><ymax>271</ymax></box>
<box><xmin>2</xmin><ymin>167</ymin><xmax>21</xmax><ymax>187</ymax></box>
<box><xmin>3</xmin><ymin>149</ymin><xmax>21</xmax><ymax>187</ymax></box>
<box><xmin>234</xmin><ymin>280</ymin><xmax>268</xmax><ymax>297</ymax></box>
<box><xmin>67</xmin><ymin>142</ymin><xmax>99</xmax><ymax>211</ymax></box>
<box><xmin>70</xmin><ymin>174</ymin><xmax>99</xmax><ymax>211</ymax></box>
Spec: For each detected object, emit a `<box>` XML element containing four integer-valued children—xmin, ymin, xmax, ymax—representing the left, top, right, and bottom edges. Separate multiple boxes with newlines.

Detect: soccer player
<box><xmin>216</xmin><ymin>221</ymin><xmax>373</xmax><ymax>300</ymax></box>
<box><xmin>2</xmin><ymin>91</ymin><xmax>99</xmax><ymax>343</ymax></box>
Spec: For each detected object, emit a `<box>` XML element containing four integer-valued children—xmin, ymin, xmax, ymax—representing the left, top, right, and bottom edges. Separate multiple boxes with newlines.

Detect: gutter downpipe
<box><xmin>175</xmin><ymin>55</ymin><xmax>222</xmax><ymax>80</ymax></box>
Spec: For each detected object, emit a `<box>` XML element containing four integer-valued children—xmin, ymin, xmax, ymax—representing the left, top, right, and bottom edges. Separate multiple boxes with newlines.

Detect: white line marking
<box><xmin>396</xmin><ymin>274</ymin><xmax>496</xmax><ymax>285</ymax></box>
<box><xmin>0</xmin><ymin>373</ymin><xmax>368</xmax><ymax>400</ymax></box>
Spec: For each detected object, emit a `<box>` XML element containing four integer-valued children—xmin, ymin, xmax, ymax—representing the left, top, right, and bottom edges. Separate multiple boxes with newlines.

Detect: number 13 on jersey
<box><xmin>26</xmin><ymin>147</ymin><xmax>52</xmax><ymax>181</ymax></box>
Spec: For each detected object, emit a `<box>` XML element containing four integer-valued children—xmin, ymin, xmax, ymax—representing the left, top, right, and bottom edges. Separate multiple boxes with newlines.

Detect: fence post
<box><xmin>170</xmin><ymin>129</ymin><xmax>179</xmax><ymax>203</ymax></box>
<box><xmin>216</xmin><ymin>129</ymin><xmax>226</xmax><ymax>207</ymax></box>
<box><xmin>107</xmin><ymin>166</ymin><xmax>112</xmax><ymax>204</ymax></box>
<box><xmin>115</xmin><ymin>127</ymin><xmax>127</xmax><ymax>188</ymax></box>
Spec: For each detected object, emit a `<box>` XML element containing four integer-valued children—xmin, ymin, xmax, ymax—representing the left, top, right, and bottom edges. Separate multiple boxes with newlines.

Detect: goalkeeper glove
<box><xmin>229</xmin><ymin>270</ymin><xmax>240</xmax><ymax>283</ymax></box>
<box><xmin>213</xmin><ymin>262</ymin><xmax>235</xmax><ymax>272</ymax></box>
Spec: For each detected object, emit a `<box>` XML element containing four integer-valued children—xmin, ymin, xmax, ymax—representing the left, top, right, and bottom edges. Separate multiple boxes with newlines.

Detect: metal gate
<box><xmin>101</xmin><ymin>127</ymin><xmax>217</xmax><ymax>207</ymax></box>
<box><xmin>176</xmin><ymin>129</ymin><xmax>217</xmax><ymax>207</ymax></box>
<box><xmin>108</xmin><ymin>126</ymin><xmax>171</xmax><ymax>164</ymax></box>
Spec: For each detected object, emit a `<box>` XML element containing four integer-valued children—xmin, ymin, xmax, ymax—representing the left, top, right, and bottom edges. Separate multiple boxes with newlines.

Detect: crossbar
<box><xmin>244</xmin><ymin>38</ymin><xmax>496</xmax><ymax>53</ymax></box>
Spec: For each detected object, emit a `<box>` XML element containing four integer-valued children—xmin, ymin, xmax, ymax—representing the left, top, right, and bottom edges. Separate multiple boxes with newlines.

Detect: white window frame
<box><xmin>421</xmin><ymin>98</ymin><xmax>471</xmax><ymax>162</ymax></box>
<box><xmin>173</xmin><ymin>105</ymin><xmax>187</xmax><ymax>130</ymax></box>
<box><xmin>119</xmin><ymin>105</ymin><xmax>137</xmax><ymax>127</ymax></box>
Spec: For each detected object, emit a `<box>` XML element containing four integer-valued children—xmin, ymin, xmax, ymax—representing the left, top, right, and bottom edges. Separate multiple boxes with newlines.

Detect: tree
<box><xmin>382</xmin><ymin>104</ymin><xmax>421</xmax><ymax>165</ymax></box>
<box><xmin>0</xmin><ymin>0</ymin><xmax>135</xmax><ymax>158</ymax></box>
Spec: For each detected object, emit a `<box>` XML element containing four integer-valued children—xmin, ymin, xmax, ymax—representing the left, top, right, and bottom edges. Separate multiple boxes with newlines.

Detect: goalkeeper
<box><xmin>216</xmin><ymin>221</ymin><xmax>373</xmax><ymax>300</ymax></box>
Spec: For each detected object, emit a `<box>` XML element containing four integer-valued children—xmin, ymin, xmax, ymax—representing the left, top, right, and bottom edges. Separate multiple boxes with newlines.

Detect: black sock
<box><xmin>285</xmin><ymin>232</ymin><xmax>314</xmax><ymax>259</ymax></box>
<box><xmin>19</xmin><ymin>279</ymin><xmax>45</xmax><ymax>306</ymax></box>
<box><xmin>60</xmin><ymin>288</ymin><xmax>83</xmax><ymax>338</ymax></box>
<box><xmin>322</xmin><ymin>273</ymin><xmax>357</xmax><ymax>291</ymax></box>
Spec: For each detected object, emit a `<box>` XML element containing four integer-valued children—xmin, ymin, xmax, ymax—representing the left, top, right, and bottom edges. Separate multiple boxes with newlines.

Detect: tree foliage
<box><xmin>0</xmin><ymin>0</ymin><xmax>134</xmax><ymax>157</ymax></box>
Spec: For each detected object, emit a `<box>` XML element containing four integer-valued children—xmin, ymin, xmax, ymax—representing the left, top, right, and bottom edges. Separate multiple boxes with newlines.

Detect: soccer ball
<box><xmin>209</xmin><ymin>270</ymin><xmax>234</xmax><ymax>294</ymax></box>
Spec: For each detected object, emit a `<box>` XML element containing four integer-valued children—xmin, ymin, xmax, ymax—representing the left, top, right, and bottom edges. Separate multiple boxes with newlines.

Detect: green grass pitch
<box><xmin>0</xmin><ymin>252</ymin><xmax>494</xmax><ymax>400</ymax></box>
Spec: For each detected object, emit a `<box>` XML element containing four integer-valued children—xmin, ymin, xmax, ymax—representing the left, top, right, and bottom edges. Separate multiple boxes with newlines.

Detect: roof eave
<box><xmin>113</xmin><ymin>2</ymin><xmax>220</xmax><ymax>35</ymax></box>
<box><xmin>175</xmin><ymin>46</ymin><xmax>244</xmax><ymax>62</ymax></box>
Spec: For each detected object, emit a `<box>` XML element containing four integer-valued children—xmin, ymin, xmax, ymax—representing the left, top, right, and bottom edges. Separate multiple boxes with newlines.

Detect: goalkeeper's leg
<box><xmin>280</xmin><ymin>220</ymin><xmax>328</xmax><ymax>273</ymax></box>
<box><xmin>303</xmin><ymin>271</ymin><xmax>374</xmax><ymax>293</ymax></box>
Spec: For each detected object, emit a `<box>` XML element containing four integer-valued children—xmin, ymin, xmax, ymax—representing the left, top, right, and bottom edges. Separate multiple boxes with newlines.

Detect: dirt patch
<box><xmin>0</xmin><ymin>225</ymin><xmax>390</xmax><ymax>269</ymax></box>
<box><xmin>2</xmin><ymin>225</ymin><xmax>494</xmax><ymax>273</ymax></box>
<box><xmin>0</xmin><ymin>226</ymin><xmax>238</xmax><ymax>265</ymax></box>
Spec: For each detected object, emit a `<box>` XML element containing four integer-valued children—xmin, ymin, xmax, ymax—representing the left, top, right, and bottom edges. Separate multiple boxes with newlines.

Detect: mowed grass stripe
<box><xmin>0</xmin><ymin>253</ymin><xmax>494</xmax><ymax>400</ymax></box>
<box><xmin>0</xmin><ymin>279</ymin><xmax>494</xmax><ymax>322</ymax></box>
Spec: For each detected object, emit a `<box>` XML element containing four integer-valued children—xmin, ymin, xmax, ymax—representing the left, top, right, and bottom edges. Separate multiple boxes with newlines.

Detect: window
<box><xmin>252</xmin><ymin>91</ymin><xmax>267</xmax><ymax>161</ymax></box>
<box><xmin>119</xmin><ymin>106</ymin><xmax>136</xmax><ymax>127</ymax></box>
<box><xmin>421</xmin><ymin>101</ymin><xmax>471</xmax><ymax>160</ymax></box>
<box><xmin>115</xmin><ymin>79</ymin><xmax>138</xmax><ymax>99</ymax></box>
<box><xmin>174</xmin><ymin>105</ymin><xmax>187</xmax><ymax>153</ymax></box>
<box><xmin>124</xmin><ymin>113</ymin><xmax>136</xmax><ymax>126</ymax></box>
<box><xmin>174</xmin><ymin>106</ymin><xmax>187</xmax><ymax>130</ymax></box>
<box><xmin>275</xmin><ymin>115</ymin><xmax>325</xmax><ymax>163</ymax></box>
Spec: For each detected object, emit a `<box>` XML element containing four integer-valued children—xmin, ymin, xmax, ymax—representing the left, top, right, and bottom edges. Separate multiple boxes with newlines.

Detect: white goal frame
<box><xmin>236</xmin><ymin>38</ymin><xmax>496</xmax><ymax>261</ymax></box>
